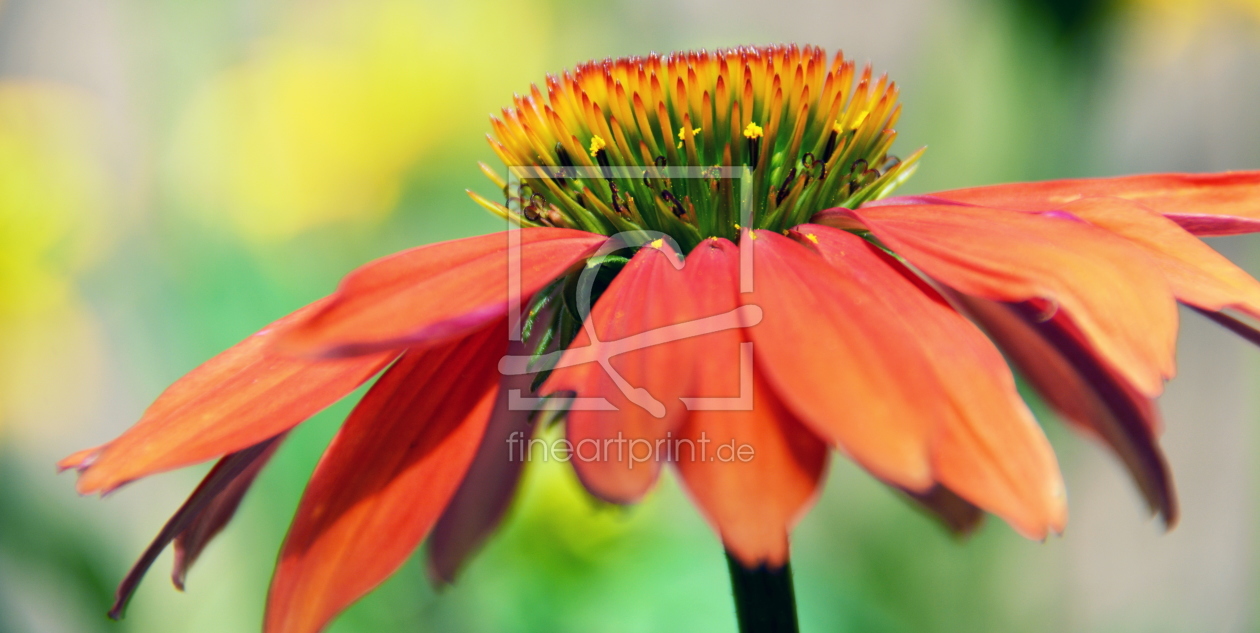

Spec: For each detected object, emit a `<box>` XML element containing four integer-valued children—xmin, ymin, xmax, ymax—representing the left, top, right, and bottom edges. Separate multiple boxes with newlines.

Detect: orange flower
<box><xmin>62</xmin><ymin>45</ymin><xmax>1260</xmax><ymax>633</ymax></box>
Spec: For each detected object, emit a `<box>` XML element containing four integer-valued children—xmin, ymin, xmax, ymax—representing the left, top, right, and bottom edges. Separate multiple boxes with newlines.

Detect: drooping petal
<box><xmin>1058</xmin><ymin>197</ymin><xmax>1260</xmax><ymax>318</ymax></box>
<box><xmin>173</xmin><ymin>435</ymin><xmax>285</xmax><ymax>590</ymax></box>
<box><xmin>739</xmin><ymin>229</ymin><xmax>944</xmax><ymax>491</ymax></box>
<box><xmin>546</xmin><ymin>241</ymin><xmax>702</xmax><ymax>503</ymax></box>
<box><xmin>265</xmin><ymin>323</ymin><xmax>505</xmax><ymax>633</ymax></box>
<box><xmin>277</xmin><ymin>228</ymin><xmax>605</xmax><ymax>357</ymax></box>
<box><xmin>670</xmin><ymin>238</ymin><xmax>828</xmax><ymax>567</ymax></box>
<box><xmin>1192</xmin><ymin>306</ymin><xmax>1260</xmax><ymax>348</ymax></box>
<box><xmin>678</xmin><ymin>374</ymin><xmax>829</xmax><ymax>567</ymax></box>
<box><xmin>1164</xmin><ymin>212</ymin><xmax>1260</xmax><ymax>237</ymax></box>
<box><xmin>922</xmin><ymin>171</ymin><xmax>1260</xmax><ymax>236</ymax></box>
<box><xmin>63</xmin><ymin>301</ymin><xmax>395</xmax><ymax>495</ymax></box>
<box><xmin>799</xmin><ymin>225</ymin><xmax>1066</xmax><ymax>539</ymax></box>
<box><xmin>424</xmin><ymin>373</ymin><xmax>531</xmax><ymax>588</ymax></box>
<box><xmin>822</xmin><ymin>204</ymin><xmax>1178</xmax><ymax>397</ymax></box>
<box><xmin>106</xmin><ymin>436</ymin><xmax>284</xmax><ymax>620</ymax></box>
<box><xmin>950</xmin><ymin>292</ymin><xmax>1177</xmax><ymax>524</ymax></box>
<box><xmin>426</xmin><ymin>315</ymin><xmax>557</xmax><ymax>586</ymax></box>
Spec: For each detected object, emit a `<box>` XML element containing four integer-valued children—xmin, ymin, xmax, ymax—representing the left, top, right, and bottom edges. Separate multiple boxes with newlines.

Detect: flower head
<box><xmin>472</xmin><ymin>45</ymin><xmax>918</xmax><ymax>248</ymax></box>
<box><xmin>61</xmin><ymin>44</ymin><xmax>1260</xmax><ymax>633</ymax></box>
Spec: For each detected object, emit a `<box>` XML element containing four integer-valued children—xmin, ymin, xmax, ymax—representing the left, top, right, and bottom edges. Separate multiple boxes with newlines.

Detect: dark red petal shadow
<box><xmin>426</xmin><ymin>311</ymin><xmax>559</xmax><ymax>586</ymax></box>
<box><xmin>107</xmin><ymin>435</ymin><xmax>284</xmax><ymax>619</ymax></box>
<box><xmin>902</xmin><ymin>484</ymin><xmax>986</xmax><ymax>536</ymax></box>
<box><xmin>172</xmin><ymin>435</ymin><xmax>285</xmax><ymax>590</ymax></box>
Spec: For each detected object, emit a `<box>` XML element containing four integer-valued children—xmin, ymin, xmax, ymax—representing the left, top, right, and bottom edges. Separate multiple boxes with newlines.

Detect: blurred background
<box><xmin>1</xmin><ymin>0</ymin><xmax>1258</xmax><ymax>631</ymax></box>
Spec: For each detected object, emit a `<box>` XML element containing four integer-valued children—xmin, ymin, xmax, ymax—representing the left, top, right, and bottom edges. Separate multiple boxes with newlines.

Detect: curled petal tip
<box><xmin>57</xmin><ymin>446</ymin><xmax>100</xmax><ymax>474</ymax></box>
<box><xmin>424</xmin><ymin>560</ymin><xmax>455</xmax><ymax>592</ymax></box>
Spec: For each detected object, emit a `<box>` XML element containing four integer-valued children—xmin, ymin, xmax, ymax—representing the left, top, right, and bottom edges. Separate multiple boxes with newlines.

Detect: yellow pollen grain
<box><xmin>742</xmin><ymin>122</ymin><xmax>763</xmax><ymax>139</ymax></box>
<box><xmin>676</xmin><ymin>126</ymin><xmax>701</xmax><ymax>149</ymax></box>
<box><xmin>747</xmin><ymin>229</ymin><xmax>758</xmax><ymax>240</ymax></box>
<box><xmin>805</xmin><ymin>233</ymin><xmax>819</xmax><ymax>243</ymax></box>
<box><xmin>733</xmin><ymin>223</ymin><xmax>741</xmax><ymax>230</ymax></box>
<box><xmin>649</xmin><ymin>237</ymin><xmax>664</xmax><ymax>249</ymax></box>
<box><xmin>588</xmin><ymin>135</ymin><xmax>607</xmax><ymax>157</ymax></box>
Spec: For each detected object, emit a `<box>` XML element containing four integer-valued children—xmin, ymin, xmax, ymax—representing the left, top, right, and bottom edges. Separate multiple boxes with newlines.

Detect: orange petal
<box><xmin>57</xmin><ymin>446</ymin><xmax>99</xmax><ymax>471</ymax></box>
<box><xmin>546</xmin><ymin>241</ymin><xmax>700</xmax><ymax>503</ymax></box>
<box><xmin>1059</xmin><ymin>197</ymin><xmax>1260</xmax><ymax>319</ymax></box>
<box><xmin>670</xmin><ymin>238</ymin><xmax>829</xmax><ymax>567</ymax></box>
<box><xmin>68</xmin><ymin>301</ymin><xmax>395</xmax><ymax>495</ymax></box>
<box><xmin>951</xmin><ymin>292</ymin><xmax>1177</xmax><ymax>524</ymax></box>
<box><xmin>800</xmin><ymin>225</ymin><xmax>1066</xmax><ymax>539</ymax></box>
<box><xmin>924</xmin><ymin>171</ymin><xmax>1260</xmax><ymax>236</ymax></box>
<box><xmin>827</xmin><ymin>204</ymin><xmax>1178</xmax><ymax>397</ymax></box>
<box><xmin>278</xmin><ymin>228</ymin><xmax>605</xmax><ymax>357</ymax></box>
<box><xmin>678</xmin><ymin>374</ymin><xmax>829</xmax><ymax>567</ymax></box>
<box><xmin>739</xmin><ymin>229</ymin><xmax>940</xmax><ymax>491</ymax></box>
<box><xmin>265</xmin><ymin>323</ymin><xmax>505</xmax><ymax>633</ymax></box>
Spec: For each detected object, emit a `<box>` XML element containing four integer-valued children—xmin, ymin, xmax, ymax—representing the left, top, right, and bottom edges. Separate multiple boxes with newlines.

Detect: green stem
<box><xmin>725</xmin><ymin>551</ymin><xmax>800</xmax><ymax>633</ymax></box>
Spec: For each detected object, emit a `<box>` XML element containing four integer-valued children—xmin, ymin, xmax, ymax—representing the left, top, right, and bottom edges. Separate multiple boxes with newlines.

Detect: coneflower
<box><xmin>63</xmin><ymin>45</ymin><xmax>1260</xmax><ymax>633</ymax></box>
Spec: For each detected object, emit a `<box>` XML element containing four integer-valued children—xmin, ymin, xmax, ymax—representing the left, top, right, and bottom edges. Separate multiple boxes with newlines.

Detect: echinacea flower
<box><xmin>62</xmin><ymin>44</ymin><xmax>1260</xmax><ymax>633</ymax></box>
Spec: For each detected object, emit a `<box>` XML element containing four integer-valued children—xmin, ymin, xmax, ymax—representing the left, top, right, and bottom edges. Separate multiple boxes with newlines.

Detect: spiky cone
<box><xmin>61</xmin><ymin>44</ymin><xmax>1260</xmax><ymax>633</ymax></box>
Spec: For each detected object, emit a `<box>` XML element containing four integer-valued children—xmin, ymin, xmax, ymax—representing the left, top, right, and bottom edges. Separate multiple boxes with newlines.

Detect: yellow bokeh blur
<box><xmin>168</xmin><ymin>0</ymin><xmax>550</xmax><ymax>241</ymax></box>
<box><xmin>1132</xmin><ymin>0</ymin><xmax>1260</xmax><ymax>21</ymax></box>
<box><xmin>1125</xmin><ymin>0</ymin><xmax>1260</xmax><ymax>52</ymax></box>
<box><xmin>0</xmin><ymin>82</ymin><xmax>107</xmax><ymax>436</ymax></box>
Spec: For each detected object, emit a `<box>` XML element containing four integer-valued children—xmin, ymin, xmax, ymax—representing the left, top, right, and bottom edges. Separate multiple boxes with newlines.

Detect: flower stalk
<box><xmin>726</xmin><ymin>551</ymin><xmax>800</xmax><ymax>633</ymax></box>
